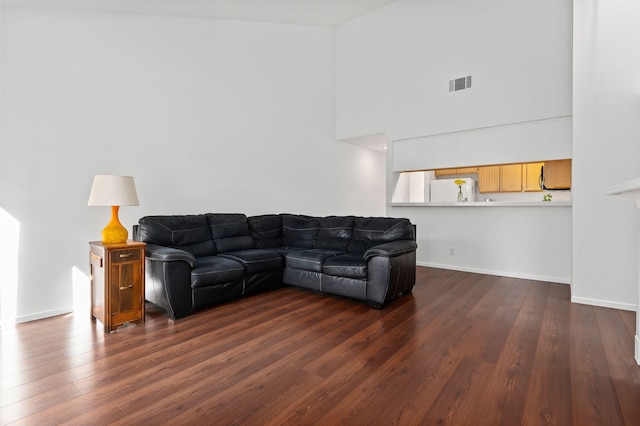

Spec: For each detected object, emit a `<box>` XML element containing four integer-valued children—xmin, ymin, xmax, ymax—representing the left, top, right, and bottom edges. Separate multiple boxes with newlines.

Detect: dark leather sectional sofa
<box><xmin>134</xmin><ymin>213</ymin><xmax>417</xmax><ymax>319</ymax></box>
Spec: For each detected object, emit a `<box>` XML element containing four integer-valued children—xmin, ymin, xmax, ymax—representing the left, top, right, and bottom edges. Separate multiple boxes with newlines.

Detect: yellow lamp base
<box><xmin>102</xmin><ymin>206</ymin><xmax>128</xmax><ymax>244</ymax></box>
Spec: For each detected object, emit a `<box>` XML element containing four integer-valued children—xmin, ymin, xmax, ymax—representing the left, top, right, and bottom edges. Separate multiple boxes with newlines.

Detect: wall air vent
<box><xmin>449</xmin><ymin>76</ymin><xmax>472</xmax><ymax>92</ymax></box>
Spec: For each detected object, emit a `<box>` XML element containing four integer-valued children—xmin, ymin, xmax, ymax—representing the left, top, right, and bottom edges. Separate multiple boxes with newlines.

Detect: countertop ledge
<box><xmin>390</xmin><ymin>201</ymin><xmax>572</xmax><ymax>207</ymax></box>
<box><xmin>606</xmin><ymin>177</ymin><xmax>640</xmax><ymax>208</ymax></box>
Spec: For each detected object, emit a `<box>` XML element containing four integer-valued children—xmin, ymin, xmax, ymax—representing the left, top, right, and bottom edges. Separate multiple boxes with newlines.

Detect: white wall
<box><xmin>336</xmin><ymin>0</ymin><xmax>572</xmax><ymax>141</ymax></box>
<box><xmin>572</xmin><ymin>0</ymin><xmax>640</xmax><ymax>311</ymax></box>
<box><xmin>393</xmin><ymin>205</ymin><xmax>572</xmax><ymax>283</ymax></box>
<box><xmin>392</xmin><ymin>117</ymin><xmax>572</xmax><ymax>172</ymax></box>
<box><xmin>0</xmin><ymin>7</ymin><xmax>386</xmax><ymax>322</ymax></box>
<box><xmin>336</xmin><ymin>0</ymin><xmax>574</xmax><ymax>285</ymax></box>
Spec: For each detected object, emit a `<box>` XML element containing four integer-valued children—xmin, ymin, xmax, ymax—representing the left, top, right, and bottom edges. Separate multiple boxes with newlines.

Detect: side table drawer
<box><xmin>110</xmin><ymin>249</ymin><xmax>141</xmax><ymax>263</ymax></box>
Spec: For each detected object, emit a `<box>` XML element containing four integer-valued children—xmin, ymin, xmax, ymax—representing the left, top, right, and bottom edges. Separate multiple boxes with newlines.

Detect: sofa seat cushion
<box><xmin>191</xmin><ymin>256</ymin><xmax>245</xmax><ymax>288</ymax></box>
<box><xmin>286</xmin><ymin>249</ymin><xmax>343</xmax><ymax>273</ymax></box>
<box><xmin>219</xmin><ymin>249</ymin><xmax>284</xmax><ymax>274</ymax></box>
<box><xmin>322</xmin><ymin>254</ymin><xmax>368</xmax><ymax>279</ymax></box>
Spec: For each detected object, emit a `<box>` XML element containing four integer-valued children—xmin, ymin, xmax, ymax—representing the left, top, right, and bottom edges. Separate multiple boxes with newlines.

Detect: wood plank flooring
<box><xmin>1</xmin><ymin>267</ymin><xmax>639</xmax><ymax>425</ymax></box>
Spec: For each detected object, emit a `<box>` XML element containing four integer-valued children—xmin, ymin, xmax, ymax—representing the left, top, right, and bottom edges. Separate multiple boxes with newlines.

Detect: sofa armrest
<box><xmin>144</xmin><ymin>243</ymin><xmax>196</xmax><ymax>320</ymax></box>
<box><xmin>366</xmin><ymin>249</ymin><xmax>416</xmax><ymax>308</ymax></box>
<box><xmin>363</xmin><ymin>240</ymin><xmax>417</xmax><ymax>261</ymax></box>
<box><xmin>145</xmin><ymin>244</ymin><xmax>196</xmax><ymax>268</ymax></box>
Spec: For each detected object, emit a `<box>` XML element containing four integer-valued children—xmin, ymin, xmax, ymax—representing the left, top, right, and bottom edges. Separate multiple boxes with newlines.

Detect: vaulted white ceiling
<box><xmin>2</xmin><ymin>0</ymin><xmax>397</xmax><ymax>26</ymax></box>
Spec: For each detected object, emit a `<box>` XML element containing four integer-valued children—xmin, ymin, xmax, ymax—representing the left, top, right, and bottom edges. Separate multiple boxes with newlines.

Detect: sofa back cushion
<box><xmin>349</xmin><ymin>217</ymin><xmax>414</xmax><ymax>253</ymax></box>
<box><xmin>137</xmin><ymin>215</ymin><xmax>216</xmax><ymax>257</ymax></box>
<box><xmin>315</xmin><ymin>216</ymin><xmax>354</xmax><ymax>251</ymax></box>
<box><xmin>248</xmin><ymin>214</ymin><xmax>283</xmax><ymax>248</ymax></box>
<box><xmin>206</xmin><ymin>213</ymin><xmax>254</xmax><ymax>253</ymax></box>
<box><xmin>281</xmin><ymin>214</ymin><xmax>319</xmax><ymax>249</ymax></box>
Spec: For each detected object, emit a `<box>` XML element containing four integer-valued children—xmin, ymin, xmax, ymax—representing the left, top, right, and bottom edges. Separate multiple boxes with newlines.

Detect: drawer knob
<box><xmin>119</xmin><ymin>253</ymin><xmax>133</xmax><ymax>258</ymax></box>
<box><xmin>119</xmin><ymin>284</ymin><xmax>134</xmax><ymax>291</ymax></box>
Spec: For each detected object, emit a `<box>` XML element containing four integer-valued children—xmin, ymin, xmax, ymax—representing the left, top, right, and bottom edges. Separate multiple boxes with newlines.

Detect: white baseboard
<box><xmin>417</xmin><ymin>262</ymin><xmax>638</xmax><ymax>313</ymax></box>
<box><xmin>15</xmin><ymin>306</ymin><xmax>73</xmax><ymax>324</ymax></box>
<box><xmin>570</xmin><ymin>296</ymin><xmax>636</xmax><ymax>312</ymax></box>
<box><xmin>417</xmin><ymin>261</ymin><xmax>571</xmax><ymax>285</ymax></box>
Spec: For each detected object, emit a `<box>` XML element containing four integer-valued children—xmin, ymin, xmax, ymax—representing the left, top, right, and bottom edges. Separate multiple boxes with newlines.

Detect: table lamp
<box><xmin>88</xmin><ymin>175</ymin><xmax>139</xmax><ymax>244</ymax></box>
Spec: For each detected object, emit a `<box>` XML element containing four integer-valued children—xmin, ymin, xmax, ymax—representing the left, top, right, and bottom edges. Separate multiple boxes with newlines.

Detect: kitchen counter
<box><xmin>606</xmin><ymin>177</ymin><xmax>640</xmax><ymax>208</ymax></box>
<box><xmin>390</xmin><ymin>201</ymin><xmax>572</xmax><ymax>207</ymax></box>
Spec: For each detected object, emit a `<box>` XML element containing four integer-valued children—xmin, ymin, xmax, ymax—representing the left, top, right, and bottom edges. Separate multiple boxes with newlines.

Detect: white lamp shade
<box><xmin>88</xmin><ymin>175</ymin><xmax>139</xmax><ymax>206</ymax></box>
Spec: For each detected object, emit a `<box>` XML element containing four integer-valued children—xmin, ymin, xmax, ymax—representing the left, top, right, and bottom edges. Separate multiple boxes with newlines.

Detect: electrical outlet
<box><xmin>449</xmin><ymin>248</ymin><xmax>455</xmax><ymax>256</ymax></box>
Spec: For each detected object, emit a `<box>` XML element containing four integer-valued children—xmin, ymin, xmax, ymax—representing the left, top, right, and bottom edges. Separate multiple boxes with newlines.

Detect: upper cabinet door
<box><xmin>500</xmin><ymin>164</ymin><xmax>523</xmax><ymax>192</ymax></box>
<box><xmin>543</xmin><ymin>159</ymin><xmax>572</xmax><ymax>189</ymax></box>
<box><xmin>523</xmin><ymin>162</ymin><xmax>544</xmax><ymax>192</ymax></box>
<box><xmin>434</xmin><ymin>168</ymin><xmax>457</xmax><ymax>177</ymax></box>
<box><xmin>435</xmin><ymin>167</ymin><xmax>479</xmax><ymax>177</ymax></box>
<box><xmin>478</xmin><ymin>166</ymin><xmax>501</xmax><ymax>193</ymax></box>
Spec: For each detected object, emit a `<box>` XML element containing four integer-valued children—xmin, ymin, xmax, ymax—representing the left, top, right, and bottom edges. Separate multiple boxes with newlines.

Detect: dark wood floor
<box><xmin>1</xmin><ymin>267</ymin><xmax>639</xmax><ymax>425</ymax></box>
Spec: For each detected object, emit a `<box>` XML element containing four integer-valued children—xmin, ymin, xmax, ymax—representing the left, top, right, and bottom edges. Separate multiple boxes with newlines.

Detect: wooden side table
<box><xmin>89</xmin><ymin>240</ymin><xmax>146</xmax><ymax>332</ymax></box>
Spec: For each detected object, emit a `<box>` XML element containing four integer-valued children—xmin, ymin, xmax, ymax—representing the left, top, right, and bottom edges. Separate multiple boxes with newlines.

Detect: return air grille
<box><xmin>449</xmin><ymin>76</ymin><xmax>472</xmax><ymax>92</ymax></box>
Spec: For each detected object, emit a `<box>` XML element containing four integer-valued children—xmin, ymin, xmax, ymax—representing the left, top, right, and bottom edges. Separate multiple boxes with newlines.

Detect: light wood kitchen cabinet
<box><xmin>456</xmin><ymin>167</ymin><xmax>479</xmax><ymax>174</ymax></box>
<box><xmin>523</xmin><ymin>162</ymin><xmax>544</xmax><ymax>192</ymax></box>
<box><xmin>478</xmin><ymin>166</ymin><xmax>501</xmax><ymax>192</ymax></box>
<box><xmin>542</xmin><ymin>159</ymin><xmax>571</xmax><ymax>189</ymax></box>
<box><xmin>478</xmin><ymin>164</ymin><xmax>525</xmax><ymax>193</ymax></box>
<box><xmin>434</xmin><ymin>167</ymin><xmax>479</xmax><ymax>176</ymax></box>
<box><xmin>440</xmin><ymin>160</ymin><xmax>570</xmax><ymax>194</ymax></box>
<box><xmin>434</xmin><ymin>168</ymin><xmax>456</xmax><ymax>176</ymax></box>
<box><xmin>499</xmin><ymin>164</ymin><xmax>522</xmax><ymax>192</ymax></box>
